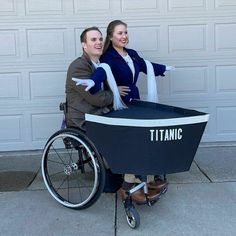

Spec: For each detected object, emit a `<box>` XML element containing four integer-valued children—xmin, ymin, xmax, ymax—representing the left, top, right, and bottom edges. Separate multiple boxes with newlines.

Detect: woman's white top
<box><xmin>122</xmin><ymin>54</ymin><xmax>135</xmax><ymax>79</ymax></box>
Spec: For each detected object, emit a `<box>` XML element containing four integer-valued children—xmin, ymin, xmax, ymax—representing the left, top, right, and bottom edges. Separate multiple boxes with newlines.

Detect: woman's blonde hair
<box><xmin>103</xmin><ymin>20</ymin><xmax>127</xmax><ymax>53</ymax></box>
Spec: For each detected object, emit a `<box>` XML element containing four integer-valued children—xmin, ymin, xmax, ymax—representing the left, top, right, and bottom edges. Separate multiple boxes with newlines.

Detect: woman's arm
<box><xmin>127</xmin><ymin>49</ymin><xmax>172</xmax><ymax>76</ymax></box>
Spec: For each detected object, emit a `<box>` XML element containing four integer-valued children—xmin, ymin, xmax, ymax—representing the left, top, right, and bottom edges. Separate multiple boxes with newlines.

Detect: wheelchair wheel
<box><xmin>125</xmin><ymin>206</ymin><xmax>140</xmax><ymax>229</ymax></box>
<box><xmin>42</xmin><ymin>128</ymin><xmax>105</xmax><ymax>209</ymax></box>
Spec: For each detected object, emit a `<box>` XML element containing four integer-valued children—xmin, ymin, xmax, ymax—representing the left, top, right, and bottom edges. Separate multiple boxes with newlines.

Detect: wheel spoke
<box><xmin>47</xmin><ymin>159</ymin><xmax>65</xmax><ymax>165</ymax></box>
<box><xmin>48</xmin><ymin>170</ymin><xmax>65</xmax><ymax>178</ymax></box>
<box><xmin>51</xmin><ymin>143</ymin><xmax>67</xmax><ymax>165</ymax></box>
<box><xmin>55</xmin><ymin>175</ymin><xmax>67</xmax><ymax>191</ymax></box>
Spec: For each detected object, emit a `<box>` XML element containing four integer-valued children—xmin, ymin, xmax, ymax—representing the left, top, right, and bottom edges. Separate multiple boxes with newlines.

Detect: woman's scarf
<box><xmin>144</xmin><ymin>60</ymin><xmax>158</xmax><ymax>103</ymax></box>
<box><xmin>98</xmin><ymin>63</ymin><xmax>127</xmax><ymax>110</ymax></box>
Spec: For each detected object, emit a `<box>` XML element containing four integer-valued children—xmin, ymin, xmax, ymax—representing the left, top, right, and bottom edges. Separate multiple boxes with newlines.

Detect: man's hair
<box><xmin>80</xmin><ymin>27</ymin><xmax>102</xmax><ymax>43</ymax></box>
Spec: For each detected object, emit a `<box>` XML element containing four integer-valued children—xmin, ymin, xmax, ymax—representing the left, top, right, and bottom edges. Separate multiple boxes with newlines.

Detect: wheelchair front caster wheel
<box><xmin>125</xmin><ymin>207</ymin><xmax>140</xmax><ymax>229</ymax></box>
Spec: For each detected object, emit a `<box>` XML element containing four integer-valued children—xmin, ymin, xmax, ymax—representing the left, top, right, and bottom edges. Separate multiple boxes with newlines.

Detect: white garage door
<box><xmin>0</xmin><ymin>0</ymin><xmax>236</xmax><ymax>151</ymax></box>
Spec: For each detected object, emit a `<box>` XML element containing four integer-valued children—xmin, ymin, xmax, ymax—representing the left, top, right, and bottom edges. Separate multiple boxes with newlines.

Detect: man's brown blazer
<box><xmin>65</xmin><ymin>53</ymin><xmax>113</xmax><ymax>130</ymax></box>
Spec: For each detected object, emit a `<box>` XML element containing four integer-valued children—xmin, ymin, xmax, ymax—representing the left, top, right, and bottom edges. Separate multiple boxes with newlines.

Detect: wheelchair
<box><xmin>41</xmin><ymin>102</ymin><xmax>167</xmax><ymax>228</ymax></box>
<box><xmin>42</xmin><ymin>100</ymin><xmax>209</xmax><ymax>229</ymax></box>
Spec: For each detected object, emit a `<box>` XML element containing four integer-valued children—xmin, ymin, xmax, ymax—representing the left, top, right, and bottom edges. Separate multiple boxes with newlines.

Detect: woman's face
<box><xmin>110</xmin><ymin>24</ymin><xmax>128</xmax><ymax>49</ymax></box>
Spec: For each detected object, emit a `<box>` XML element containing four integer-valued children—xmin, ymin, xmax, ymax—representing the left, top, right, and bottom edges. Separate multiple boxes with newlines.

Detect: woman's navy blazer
<box><xmin>91</xmin><ymin>46</ymin><xmax>166</xmax><ymax>104</ymax></box>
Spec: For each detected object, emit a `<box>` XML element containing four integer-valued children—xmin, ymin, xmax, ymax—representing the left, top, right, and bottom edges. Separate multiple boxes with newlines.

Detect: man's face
<box><xmin>82</xmin><ymin>30</ymin><xmax>103</xmax><ymax>58</ymax></box>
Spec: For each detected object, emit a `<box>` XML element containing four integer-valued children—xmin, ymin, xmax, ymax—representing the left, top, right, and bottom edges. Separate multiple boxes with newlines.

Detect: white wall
<box><xmin>0</xmin><ymin>0</ymin><xmax>236</xmax><ymax>151</ymax></box>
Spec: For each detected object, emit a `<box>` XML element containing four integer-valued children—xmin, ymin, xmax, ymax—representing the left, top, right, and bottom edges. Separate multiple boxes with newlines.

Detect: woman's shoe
<box><xmin>148</xmin><ymin>188</ymin><xmax>162</xmax><ymax>201</ymax></box>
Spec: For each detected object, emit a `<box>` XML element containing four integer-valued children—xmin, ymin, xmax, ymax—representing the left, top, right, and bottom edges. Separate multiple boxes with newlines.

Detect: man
<box><xmin>65</xmin><ymin>27</ymin><xmax>113</xmax><ymax>130</ymax></box>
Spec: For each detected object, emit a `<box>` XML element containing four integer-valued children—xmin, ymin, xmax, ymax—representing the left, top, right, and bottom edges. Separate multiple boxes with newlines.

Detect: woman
<box><xmin>76</xmin><ymin>20</ymin><xmax>172</xmax><ymax>203</ymax></box>
<box><xmin>80</xmin><ymin>20</ymin><xmax>174</xmax><ymax>103</ymax></box>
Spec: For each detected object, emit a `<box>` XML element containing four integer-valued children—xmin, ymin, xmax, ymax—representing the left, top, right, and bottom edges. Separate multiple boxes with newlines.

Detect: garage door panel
<box><xmin>216</xmin><ymin>65</ymin><xmax>236</xmax><ymax>93</ymax></box>
<box><xmin>31</xmin><ymin>113</ymin><xmax>62</xmax><ymax>141</ymax></box>
<box><xmin>29</xmin><ymin>71</ymin><xmax>66</xmax><ymax>99</ymax></box>
<box><xmin>0</xmin><ymin>73</ymin><xmax>22</xmax><ymax>99</ymax></box>
<box><xmin>128</xmin><ymin>27</ymin><xmax>160</xmax><ymax>52</ymax></box>
<box><xmin>74</xmin><ymin>0</ymin><xmax>111</xmax><ymax>12</ymax></box>
<box><xmin>217</xmin><ymin>106</ymin><xmax>236</xmax><ymax>134</ymax></box>
<box><xmin>168</xmin><ymin>0</ymin><xmax>207</xmax><ymax>11</ymax></box>
<box><xmin>25</xmin><ymin>0</ymin><xmax>65</xmax><ymax>15</ymax></box>
<box><xmin>0</xmin><ymin>115</ymin><xmax>23</xmax><ymax>142</ymax></box>
<box><xmin>215</xmin><ymin>0</ymin><xmax>236</xmax><ymax>9</ymax></box>
<box><xmin>27</xmin><ymin>28</ymin><xmax>68</xmax><ymax>58</ymax></box>
<box><xmin>170</xmin><ymin>66</ymin><xmax>208</xmax><ymax>95</ymax></box>
<box><xmin>215</xmin><ymin>23</ymin><xmax>236</xmax><ymax>51</ymax></box>
<box><xmin>168</xmin><ymin>24</ymin><xmax>207</xmax><ymax>53</ymax></box>
<box><xmin>0</xmin><ymin>0</ymin><xmax>16</xmax><ymax>15</ymax></box>
<box><xmin>0</xmin><ymin>30</ymin><xmax>19</xmax><ymax>57</ymax></box>
<box><xmin>121</xmin><ymin>0</ymin><xmax>159</xmax><ymax>12</ymax></box>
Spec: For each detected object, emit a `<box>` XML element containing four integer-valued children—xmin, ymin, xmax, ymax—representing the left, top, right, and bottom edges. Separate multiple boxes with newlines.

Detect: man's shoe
<box><xmin>148</xmin><ymin>179</ymin><xmax>168</xmax><ymax>190</ymax></box>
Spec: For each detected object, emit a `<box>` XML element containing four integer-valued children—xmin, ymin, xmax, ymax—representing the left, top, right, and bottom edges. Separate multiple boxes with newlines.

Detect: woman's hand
<box><xmin>72</xmin><ymin>78</ymin><xmax>95</xmax><ymax>91</ymax></box>
<box><xmin>165</xmin><ymin>65</ymin><xmax>175</xmax><ymax>71</ymax></box>
<box><xmin>118</xmin><ymin>86</ymin><xmax>131</xmax><ymax>96</ymax></box>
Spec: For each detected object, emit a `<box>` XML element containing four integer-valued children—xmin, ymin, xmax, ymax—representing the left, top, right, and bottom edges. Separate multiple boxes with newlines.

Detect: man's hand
<box><xmin>118</xmin><ymin>86</ymin><xmax>131</xmax><ymax>96</ymax></box>
<box><xmin>165</xmin><ymin>65</ymin><xmax>175</xmax><ymax>71</ymax></box>
<box><xmin>72</xmin><ymin>78</ymin><xmax>95</xmax><ymax>91</ymax></box>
